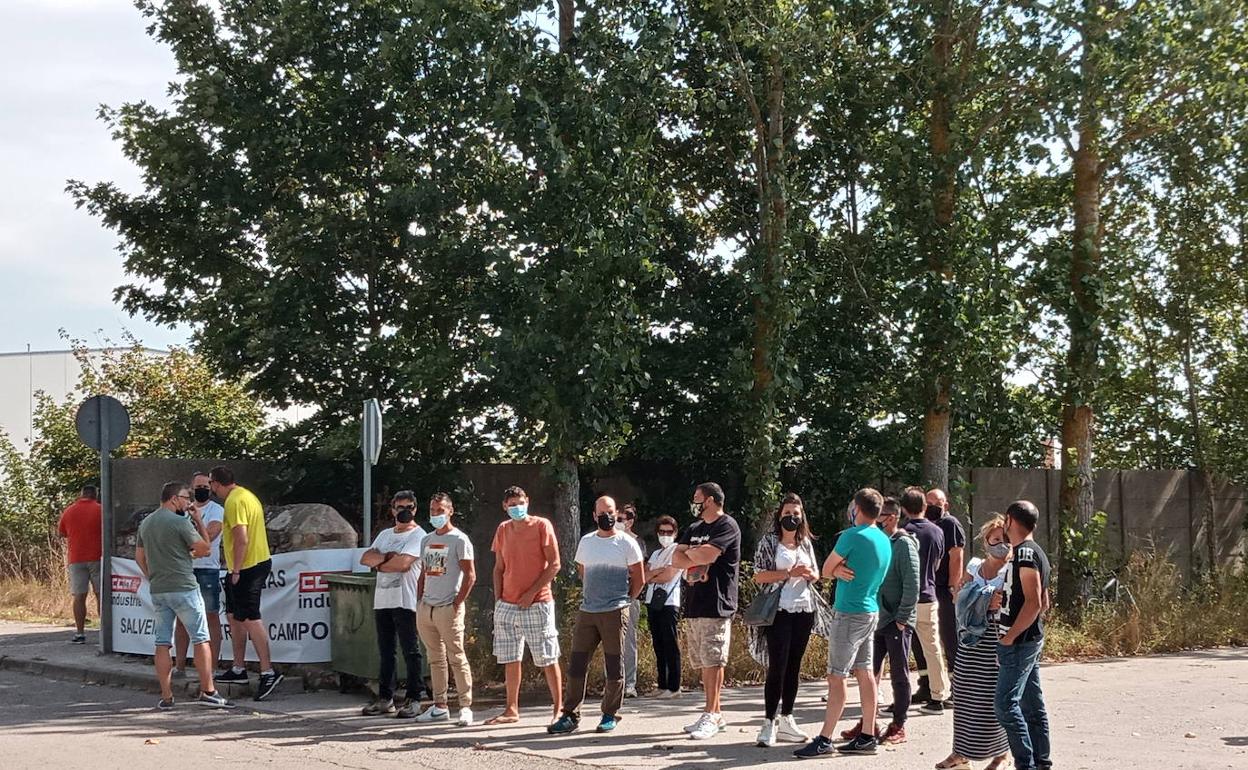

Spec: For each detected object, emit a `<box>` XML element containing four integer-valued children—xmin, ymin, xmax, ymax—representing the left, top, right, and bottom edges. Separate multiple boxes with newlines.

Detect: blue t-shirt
<box><xmin>832</xmin><ymin>524</ymin><xmax>893</xmax><ymax>614</ymax></box>
<box><xmin>575</xmin><ymin>531</ymin><xmax>644</xmax><ymax>613</ymax></box>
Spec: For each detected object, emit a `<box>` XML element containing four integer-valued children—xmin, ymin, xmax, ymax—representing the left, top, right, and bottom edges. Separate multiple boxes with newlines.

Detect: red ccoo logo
<box><xmin>112</xmin><ymin>575</ymin><xmax>142</xmax><ymax>593</ymax></box>
<box><xmin>299</xmin><ymin>571</ymin><xmax>348</xmax><ymax>593</ymax></box>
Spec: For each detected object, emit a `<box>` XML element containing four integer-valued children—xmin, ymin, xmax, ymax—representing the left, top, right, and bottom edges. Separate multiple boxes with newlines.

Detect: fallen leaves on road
<box><xmin>1185</xmin><ymin>732</ymin><xmax>1197</xmax><ymax>739</ymax></box>
<box><xmin>143</xmin><ymin>739</ymin><xmax>160</xmax><ymax>746</ymax></box>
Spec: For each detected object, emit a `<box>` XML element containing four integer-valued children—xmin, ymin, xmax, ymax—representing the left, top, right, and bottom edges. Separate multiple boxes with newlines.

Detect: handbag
<box><xmin>647</xmin><ymin>585</ymin><xmax>670</xmax><ymax>612</ymax></box>
<box><xmin>742</xmin><ymin>583</ymin><xmax>782</xmax><ymax>627</ymax></box>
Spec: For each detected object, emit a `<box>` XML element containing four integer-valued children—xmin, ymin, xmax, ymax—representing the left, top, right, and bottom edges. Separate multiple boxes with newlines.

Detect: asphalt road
<box><xmin>2</xmin><ymin>647</ymin><xmax>1247</xmax><ymax>769</ymax></box>
<box><xmin>0</xmin><ymin>669</ymin><xmax>582</xmax><ymax>770</ymax></box>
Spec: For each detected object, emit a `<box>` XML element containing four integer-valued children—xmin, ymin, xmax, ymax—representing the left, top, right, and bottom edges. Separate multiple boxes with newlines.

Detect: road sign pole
<box><xmin>99</xmin><ymin>405</ymin><xmax>113</xmax><ymax>655</ymax></box>
<box><xmin>362</xmin><ymin>452</ymin><xmax>372</xmax><ymax>548</ymax></box>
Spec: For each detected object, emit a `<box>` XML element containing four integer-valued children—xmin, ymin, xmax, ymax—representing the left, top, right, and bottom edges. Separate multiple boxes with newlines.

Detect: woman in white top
<box><xmin>644</xmin><ymin>515</ymin><xmax>684</xmax><ymax>697</ymax></box>
<box><xmin>749</xmin><ymin>493</ymin><xmax>834</xmax><ymax>747</ymax></box>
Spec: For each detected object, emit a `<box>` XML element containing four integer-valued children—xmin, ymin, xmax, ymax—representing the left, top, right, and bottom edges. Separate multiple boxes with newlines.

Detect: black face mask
<box><xmin>596</xmin><ymin>513</ymin><xmax>615</xmax><ymax>532</ymax></box>
<box><xmin>780</xmin><ymin>515</ymin><xmax>801</xmax><ymax>532</ymax></box>
<box><xmin>925</xmin><ymin>504</ymin><xmax>943</xmax><ymax>521</ymax></box>
<box><xmin>395</xmin><ymin>508</ymin><xmax>416</xmax><ymax>524</ymax></box>
<box><xmin>193</xmin><ymin>487</ymin><xmax>212</xmax><ymax>504</ymax></box>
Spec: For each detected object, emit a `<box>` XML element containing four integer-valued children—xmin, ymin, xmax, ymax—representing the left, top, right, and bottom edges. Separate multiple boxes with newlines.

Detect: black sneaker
<box><xmin>911</xmin><ymin>685</ymin><xmax>931</xmax><ymax>704</ymax></box>
<box><xmin>837</xmin><ymin>734</ymin><xmax>878</xmax><ymax>754</ymax></box>
<box><xmin>794</xmin><ymin>735</ymin><xmax>835</xmax><ymax>759</ymax></box>
<box><xmin>255</xmin><ymin>671</ymin><xmax>284</xmax><ymax>701</ymax></box>
<box><xmin>70</xmin><ymin>633</ymin><xmax>86</xmax><ymax>644</ymax></box>
<box><xmin>920</xmin><ymin>700</ymin><xmax>946</xmax><ymax>715</ymax></box>
<box><xmin>197</xmin><ymin>690</ymin><xmax>236</xmax><ymax>709</ymax></box>
<box><xmin>942</xmin><ymin>698</ymin><xmax>955</xmax><ymax>709</ymax></box>
<box><xmin>214</xmin><ymin>668</ymin><xmax>249</xmax><ymax>683</ymax></box>
<box><xmin>157</xmin><ymin>698</ymin><xmax>175</xmax><ymax>710</ymax></box>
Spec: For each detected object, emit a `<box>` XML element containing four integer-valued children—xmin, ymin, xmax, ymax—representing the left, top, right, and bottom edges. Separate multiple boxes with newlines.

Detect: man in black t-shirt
<box><xmin>901</xmin><ymin>487</ymin><xmax>949</xmax><ymax>713</ymax></box>
<box><xmin>671</xmin><ymin>482</ymin><xmax>740</xmax><ymax>741</ymax></box>
<box><xmin>993</xmin><ymin>500</ymin><xmax>1052</xmax><ymax>770</ymax></box>
<box><xmin>926</xmin><ymin>488</ymin><xmax>966</xmax><ymax>676</ymax></box>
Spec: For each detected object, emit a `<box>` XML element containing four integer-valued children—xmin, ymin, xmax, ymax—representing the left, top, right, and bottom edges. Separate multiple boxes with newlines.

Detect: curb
<box><xmin>0</xmin><ymin>653</ymin><xmax>303</xmax><ymax>699</ymax></box>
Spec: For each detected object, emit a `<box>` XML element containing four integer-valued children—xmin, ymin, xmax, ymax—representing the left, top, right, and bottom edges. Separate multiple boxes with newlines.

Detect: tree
<box><xmin>68</xmin><ymin>0</ymin><xmax>504</xmax><ymax>468</ymax></box>
<box><xmin>480</xmin><ymin>0</ymin><xmax>683</xmax><ymax>564</ymax></box>
<box><xmin>1037</xmin><ymin>0</ymin><xmax>1248</xmax><ymax>608</ymax></box>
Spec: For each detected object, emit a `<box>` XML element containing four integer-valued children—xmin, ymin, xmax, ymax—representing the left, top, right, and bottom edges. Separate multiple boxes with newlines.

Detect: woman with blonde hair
<box><xmin>937</xmin><ymin>515</ymin><xmax>1012</xmax><ymax>770</ymax></box>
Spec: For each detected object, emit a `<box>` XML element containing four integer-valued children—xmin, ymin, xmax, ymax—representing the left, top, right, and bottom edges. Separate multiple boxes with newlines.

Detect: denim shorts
<box><xmin>827</xmin><ymin>610</ymin><xmax>878</xmax><ymax>677</ymax></box>
<box><xmin>194</xmin><ymin>568</ymin><xmax>222</xmax><ymax>614</ymax></box>
<box><xmin>152</xmin><ymin>587</ymin><xmax>209</xmax><ymax>647</ymax></box>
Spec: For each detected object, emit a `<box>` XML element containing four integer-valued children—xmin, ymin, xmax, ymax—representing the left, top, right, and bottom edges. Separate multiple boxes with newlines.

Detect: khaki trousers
<box><xmin>914</xmin><ymin>601</ymin><xmax>950</xmax><ymax>701</ymax></box>
<box><xmin>416</xmin><ymin>602</ymin><xmax>473</xmax><ymax>708</ymax></box>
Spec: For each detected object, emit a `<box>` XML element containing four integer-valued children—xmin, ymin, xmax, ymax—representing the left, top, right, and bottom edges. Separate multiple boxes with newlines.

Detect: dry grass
<box><xmin>1044</xmin><ymin>550</ymin><xmax>1248</xmax><ymax>660</ymax></box>
<box><xmin>0</xmin><ymin>536</ymin><xmax>90</xmax><ymax>626</ymax></box>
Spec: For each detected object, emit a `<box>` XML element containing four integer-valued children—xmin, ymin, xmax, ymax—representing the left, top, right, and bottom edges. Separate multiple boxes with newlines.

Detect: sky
<box><xmin>0</xmin><ymin>0</ymin><xmax>190</xmax><ymax>354</ymax></box>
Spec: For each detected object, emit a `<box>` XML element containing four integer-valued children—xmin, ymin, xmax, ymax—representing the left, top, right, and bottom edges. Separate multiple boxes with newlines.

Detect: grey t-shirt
<box><xmin>419</xmin><ymin>528</ymin><xmax>474</xmax><ymax>607</ymax></box>
<box><xmin>137</xmin><ymin>507</ymin><xmax>200</xmax><ymax>595</ymax></box>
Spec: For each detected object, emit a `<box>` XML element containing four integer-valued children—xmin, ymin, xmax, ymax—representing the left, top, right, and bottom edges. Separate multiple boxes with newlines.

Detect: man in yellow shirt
<box><xmin>208</xmin><ymin>466</ymin><xmax>281</xmax><ymax>700</ymax></box>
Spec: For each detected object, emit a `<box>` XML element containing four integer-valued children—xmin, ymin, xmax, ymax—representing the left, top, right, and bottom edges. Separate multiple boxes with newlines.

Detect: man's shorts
<box><xmin>222</xmin><ymin>559</ymin><xmax>270</xmax><ymax>622</ymax></box>
<box><xmin>152</xmin><ymin>587</ymin><xmax>209</xmax><ymax>647</ymax></box>
<box><xmin>68</xmin><ymin>560</ymin><xmax>100</xmax><ymax>596</ymax></box>
<box><xmin>827</xmin><ymin>609</ymin><xmax>878</xmax><ymax>677</ymax></box>
<box><xmin>685</xmin><ymin>617</ymin><xmax>732</xmax><ymax>669</ymax></box>
<box><xmin>194</xmin><ymin>568</ymin><xmax>222</xmax><ymax>614</ymax></box>
<box><xmin>493</xmin><ymin>600</ymin><xmax>560</xmax><ymax>667</ymax></box>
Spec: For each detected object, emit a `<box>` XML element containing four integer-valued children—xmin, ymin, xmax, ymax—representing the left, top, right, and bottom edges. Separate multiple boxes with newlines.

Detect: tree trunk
<box><xmin>558</xmin><ymin>0</ymin><xmax>575</xmax><ymax>51</ymax></box>
<box><xmin>550</xmin><ymin>453</ymin><xmax>581</xmax><ymax>573</ymax></box>
<box><xmin>1180</xmin><ymin>294</ymin><xmax>1218</xmax><ymax>574</ymax></box>
<box><xmin>744</xmin><ymin>50</ymin><xmax>786</xmax><ymax>528</ymax></box>
<box><xmin>921</xmin><ymin>0</ymin><xmax>957</xmax><ymax>491</ymax></box>
<box><xmin>1058</xmin><ymin>5</ymin><xmax>1103</xmax><ymax>612</ymax></box>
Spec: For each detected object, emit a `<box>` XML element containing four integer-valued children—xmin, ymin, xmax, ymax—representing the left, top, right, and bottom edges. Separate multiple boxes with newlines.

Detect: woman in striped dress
<box><xmin>936</xmin><ymin>515</ymin><xmax>1012</xmax><ymax>770</ymax></box>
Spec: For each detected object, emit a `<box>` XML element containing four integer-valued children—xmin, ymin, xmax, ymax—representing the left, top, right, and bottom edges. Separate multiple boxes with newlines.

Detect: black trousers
<box><xmin>936</xmin><ymin>585</ymin><xmax>958</xmax><ymax>673</ymax></box>
<box><xmin>647</xmin><ymin>603</ymin><xmax>682</xmax><ymax>693</ymax></box>
<box><xmin>375</xmin><ymin>608</ymin><xmax>424</xmax><ymax>702</ymax></box>
<box><xmin>872</xmin><ymin>621</ymin><xmax>913</xmax><ymax>725</ymax></box>
<box><xmin>764</xmin><ymin>609</ymin><xmax>815</xmax><ymax>720</ymax></box>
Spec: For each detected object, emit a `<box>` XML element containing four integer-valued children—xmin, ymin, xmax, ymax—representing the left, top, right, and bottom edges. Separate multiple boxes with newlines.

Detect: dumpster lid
<box><xmin>325</xmin><ymin>572</ymin><xmax>375</xmax><ymax>586</ymax></box>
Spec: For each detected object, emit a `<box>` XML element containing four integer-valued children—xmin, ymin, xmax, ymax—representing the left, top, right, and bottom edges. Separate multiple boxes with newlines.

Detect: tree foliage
<box><xmin>71</xmin><ymin>0</ymin><xmax>1248</xmax><ymax>602</ymax></box>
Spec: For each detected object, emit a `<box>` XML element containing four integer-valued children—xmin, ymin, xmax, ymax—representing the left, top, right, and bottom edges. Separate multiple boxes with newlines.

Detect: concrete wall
<box><xmin>956</xmin><ymin>467</ymin><xmax>1247</xmax><ymax>575</ymax></box>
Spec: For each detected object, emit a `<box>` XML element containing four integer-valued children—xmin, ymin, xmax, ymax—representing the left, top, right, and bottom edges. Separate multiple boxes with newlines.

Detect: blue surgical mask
<box><xmin>429</xmin><ymin>514</ymin><xmax>449</xmax><ymax>530</ymax></box>
<box><xmin>507</xmin><ymin>504</ymin><xmax>528</xmax><ymax>521</ymax></box>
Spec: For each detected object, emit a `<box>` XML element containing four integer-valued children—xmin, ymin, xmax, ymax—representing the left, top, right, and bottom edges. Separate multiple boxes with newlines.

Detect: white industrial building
<box><xmin>0</xmin><ymin>347</ymin><xmax>166</xmax><ymax>449</ymax></box>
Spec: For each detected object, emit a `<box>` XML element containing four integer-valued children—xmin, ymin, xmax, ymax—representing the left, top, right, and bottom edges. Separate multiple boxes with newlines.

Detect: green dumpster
<box><xmin>326</xmin><ymin>573</ymin><xmax>430</xmax><ymax>682</ymax></box>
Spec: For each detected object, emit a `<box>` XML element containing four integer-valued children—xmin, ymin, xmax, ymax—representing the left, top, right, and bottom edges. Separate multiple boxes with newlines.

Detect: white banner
<box><xmin>111</xmin><ymin>549</ymin><xmax>367</xmax><ymax>663</ymax></box>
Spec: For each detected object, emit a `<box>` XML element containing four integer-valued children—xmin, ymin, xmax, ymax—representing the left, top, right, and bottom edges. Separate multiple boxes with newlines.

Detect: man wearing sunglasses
<box><xmin>360</xmin><ymin>490</ymin><xmax>428</xmax><ymax>717</ymax></box>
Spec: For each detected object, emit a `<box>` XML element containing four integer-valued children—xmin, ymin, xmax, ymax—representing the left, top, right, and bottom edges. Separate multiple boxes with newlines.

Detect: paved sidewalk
<box><xmin>2</xmin><ymin>619</ymin><xmax>1246</xmax><ymax>769</ymax></box>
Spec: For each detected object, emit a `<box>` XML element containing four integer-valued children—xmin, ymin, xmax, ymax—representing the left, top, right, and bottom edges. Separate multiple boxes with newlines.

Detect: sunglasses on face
<box><xmin>395</xmin><ymin>505</ymin><xmax>416</xmax><ymax>512</ymax></box>
<box><xmin>657</xmin><ymin>530</ymin><xmax>676</xmax><ymax>536</ymax></box>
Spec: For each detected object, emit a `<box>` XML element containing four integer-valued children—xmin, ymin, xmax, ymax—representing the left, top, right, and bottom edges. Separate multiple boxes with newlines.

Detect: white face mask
<box><xmin>658</xmin><ymin>535</ymin><xmax>675</xmax><ymax>548</ymax></box>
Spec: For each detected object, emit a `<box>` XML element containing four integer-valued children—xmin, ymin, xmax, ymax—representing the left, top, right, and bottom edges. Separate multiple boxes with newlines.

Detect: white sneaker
<box><xmin>456</xmin><ymin>707</ymin><xmax>474</xmax><ymax>727</ymax></box>
<box><xmin>650</xmin><ymin>689</ymin><xmax>671</xmax><ymax>699</ymax></box>
<box><xmin>683</xmin><ymin>713</ymin><xmax>706</xmax><ymax>733</ymax></box>
<box><xmin>623</xmin><ymin>688</ymin><xmax>638</xmax><ymax>699</ymax></box>
<box><xmin>415</xmin><ymin>704</ymin><xmax>450</xmax><ymax>723</ymax></box>
<box><xmin>688</xmin><ymin>712</ymin><xmax>724</xmax><ymax>740</ymax></box>
<box><xmin>776</xmin><ymin>713</ymin><xmax>809</xmax><ymax>743</ymax></box>
<box><xmin>661</xmin><ymin>688</ymin><xmax>681</xmax><ymax>699</ymax></box>
<box><xmin>756</xmin><ymin>718</ymin><xmax>777</xmax><ymax>747</ymax></box>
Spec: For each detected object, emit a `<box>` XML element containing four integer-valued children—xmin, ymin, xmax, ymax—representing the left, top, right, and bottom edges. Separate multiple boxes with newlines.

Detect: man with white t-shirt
<box><xmin>174</xmin><ymin>471</ymin><xmax>225</xmax><ymax>676</ymax></box>
<box><xmin>359</xmin><ymin>490</ymin><xmax>427</xmax><ymax>717</ymax></box>
<box><xmin>547</xmin><ymin>496</ymin><xmax>644</xmax><ymax>735</ymax></box>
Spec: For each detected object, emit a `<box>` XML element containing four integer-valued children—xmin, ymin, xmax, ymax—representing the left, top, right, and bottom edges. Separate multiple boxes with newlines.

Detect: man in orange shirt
<box><xmin>57</xmin><ymin>485</ymin><xmax>103</xmax><ymax>644</ymax></box>
<box><xmin>485</xmin><ymin>486</ymin><xmax>562</xmax><ymax>725</ymax></box>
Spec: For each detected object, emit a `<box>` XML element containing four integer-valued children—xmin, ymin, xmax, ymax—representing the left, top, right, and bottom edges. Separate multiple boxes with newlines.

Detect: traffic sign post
<box><xmin>361</xmin><ymin>399</ymin><xmax>382</xmax><ymax>546</ymax></box>
<box><xmin>74</xmin><ymin>395</ymin><xmax>131</xmax><ymax>655</ymax></box>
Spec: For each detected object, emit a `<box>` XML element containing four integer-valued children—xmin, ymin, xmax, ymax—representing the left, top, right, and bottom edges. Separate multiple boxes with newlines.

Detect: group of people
<box><xmin>59</xmin><ymin>471</ymin><xmax>1053</xmax><ymax>770</ymax></box>
<box><xmin>58</xmin><ymin>467</ymin><xmax>284</xmax><ymax>708</ymax></box>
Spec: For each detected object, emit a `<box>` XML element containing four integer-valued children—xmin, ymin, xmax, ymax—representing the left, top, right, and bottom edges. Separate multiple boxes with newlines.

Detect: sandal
<box><xmin>936</xmin><ymin>755</ymin><xmax>972</xmax><ymax>770</ymax></box>
<box><xmin>484</xmin><ymin>713</ymin><xmax>521</xmax><ymax>725</ymax></box>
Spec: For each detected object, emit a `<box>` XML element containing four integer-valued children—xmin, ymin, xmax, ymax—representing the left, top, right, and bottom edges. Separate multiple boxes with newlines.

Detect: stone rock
<box><xmin>265</xmin><ymin>503</ymin><xmax>359</xmax><ymax>552</ymax></box>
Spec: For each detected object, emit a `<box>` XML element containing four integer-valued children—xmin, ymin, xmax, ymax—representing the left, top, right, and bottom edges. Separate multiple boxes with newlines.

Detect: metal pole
<box><xmin>362</xmin><ymin>456</ymin><xmax>372</xmax><ymax>547</ymax></box>
<box><xmin>98</xmin><ymin>402</ymin><xmax>113</xmax><ymax>655</ymax></box>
